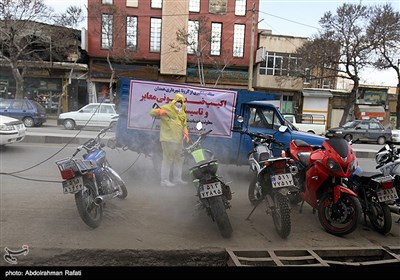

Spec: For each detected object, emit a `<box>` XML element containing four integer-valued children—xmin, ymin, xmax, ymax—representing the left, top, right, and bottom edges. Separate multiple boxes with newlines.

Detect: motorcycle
<box><xmin>375</xmin><ymin>141</ymin><xmax>400</xmax><ymax>221</ymax></box>
<box><xmin>288</xmin><ymin>137</ymin><xmax>362</xmax><ymax>236</ymax></box>
<box><xmin>236</xmin><ymin>129</ymin><xmax>297</xmax><ymax>239</ymax></box>
<box><xmin>183</xmin><ymin>122</ymin><xmax>233</xmax><ymax>238</ymax></box>
<box><xmin>55</xmin><ymin>125</ymin><xmax>128</xmax><ymax>228</ymax></box>
<box><xmin>346</xmin><ymin>168</ymin><xmax>395</xmax><ymax>235</ymax></box>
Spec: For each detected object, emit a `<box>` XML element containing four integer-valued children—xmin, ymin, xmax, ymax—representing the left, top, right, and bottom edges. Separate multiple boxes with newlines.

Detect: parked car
<box><xmin>57</xmin><ymin>103</ymin><xmax>119</xmax><ymax>130</ymax></box>
<box><xmin>0</xmin><ymin>98</ymin><xmax>47</xmax><ymax>127</ymax></box>
<box><xmin>326</xmin><ymin>119</ymin><xmax>392</xmax><ymax>145</ymax></box>
<box><xmin>391</xmin><ymin>129</ymin><xmax>400</xmax><ymax>143</ymax></box>
<box><xmin>0</xmin><ymin>115</ymin><xmax>26</xmax><ymax>146</ymax></box>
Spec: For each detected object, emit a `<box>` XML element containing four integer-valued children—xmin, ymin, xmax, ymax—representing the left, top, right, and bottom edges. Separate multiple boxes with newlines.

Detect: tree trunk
<box><xmin>106</xmin><ymin>52</ymin><xmax>114</xmax><ymax>103</ymax></box>
<box><xmin>11</xmin><ymin>64</ymin><xmax>24</xmax><ymax>99</ymax></box>
<box><xmin>396</xmin><ymin>78</ymin><xmax>400</xmax><ymax>129</ymax></box>
<box><xmin>339</xmin><ymin>79</ymin><xmax>359</xmax><ymax>126</ymax></box>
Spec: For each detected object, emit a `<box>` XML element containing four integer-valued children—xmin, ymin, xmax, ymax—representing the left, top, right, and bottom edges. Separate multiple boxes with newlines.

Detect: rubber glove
<box><xmin>183</xmin><ymin>128</ymin><xmax>189</xmax><ymax>143</ymax></box>
<box><xmin>156</xmin><ymin>108</ymin><xmax>168</xmax><ymax>116</ymax></box>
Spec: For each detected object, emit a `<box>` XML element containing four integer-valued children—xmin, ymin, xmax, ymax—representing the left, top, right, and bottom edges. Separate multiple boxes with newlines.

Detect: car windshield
<box><xmin>342</xmin><ymin>121</ymin><xmax>358</xmax><ymax>128</ymax></box>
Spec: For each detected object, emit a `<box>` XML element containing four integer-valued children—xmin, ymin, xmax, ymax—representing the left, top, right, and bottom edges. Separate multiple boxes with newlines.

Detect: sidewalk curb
<box><xmin>21</xmin><ymin>134</ymin><xmax>376</xmax><ymax>159</ymax></box>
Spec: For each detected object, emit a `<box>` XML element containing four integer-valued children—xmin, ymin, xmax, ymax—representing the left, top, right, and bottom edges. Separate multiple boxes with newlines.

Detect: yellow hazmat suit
<box><xmin>150</xmin><ymin>94</ymin><xmax>189</xmax><ymax>187</ymax></box>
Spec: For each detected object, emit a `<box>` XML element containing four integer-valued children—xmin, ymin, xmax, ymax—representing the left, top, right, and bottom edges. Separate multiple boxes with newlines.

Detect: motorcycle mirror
<box><xmin>236</xmin><ymin>115</ymin><xmax>244</xmax><ymax>123</ymax></box>
<box><xmin>196</xmin><ymin>122</ymin><xmax>203</xmax><ymax>131</ymax></box>
<box><xmin>278</xmin><ymin>125</ymin><xmax>288</xmax><ymax>133</ymax></box>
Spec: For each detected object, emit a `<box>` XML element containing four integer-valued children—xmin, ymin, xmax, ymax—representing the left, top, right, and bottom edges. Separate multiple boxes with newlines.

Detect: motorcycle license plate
<box><xmin>62</xmin><ymin>176</ymin><xmax>84</xmax><ymax>194</ymax></box>
<box><xmin>270</xmin><ymin>173</ymin><xmax>294</xmax><ymax>188</ymax></box>
<box><xmin>377</xmin><ymin>187</ymin><xmax>399</xmax><ymax>202</ymax></box>
<box><xmin>199</xmin><ymin>182</ymin><xmax>222</xmax><ymax>199</ymax></box>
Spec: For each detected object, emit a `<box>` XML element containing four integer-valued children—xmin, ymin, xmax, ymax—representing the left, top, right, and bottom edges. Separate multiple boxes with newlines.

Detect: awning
<box><xmin>302</xmin><ymin>89</ymin><xmax>333</xmax><ymax>98</ymax></box>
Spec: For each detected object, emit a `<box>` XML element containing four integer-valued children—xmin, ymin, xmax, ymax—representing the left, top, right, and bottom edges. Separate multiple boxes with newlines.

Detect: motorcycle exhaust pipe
<box><xmin>388</xmin><ymin>204</ymin><xmax>400</xmax><ymax>215</ymax></box>
<box><xmin>94</xmin><ymin>192</ymin><xmax>119</xmax><ymax>205</ymax></box>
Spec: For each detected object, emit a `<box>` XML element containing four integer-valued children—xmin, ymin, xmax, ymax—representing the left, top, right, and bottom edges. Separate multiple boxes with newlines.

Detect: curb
<box><xmin>21</xmin><ymin>134</ymin><xmax>376</xmax><ymax>159</ymax></box>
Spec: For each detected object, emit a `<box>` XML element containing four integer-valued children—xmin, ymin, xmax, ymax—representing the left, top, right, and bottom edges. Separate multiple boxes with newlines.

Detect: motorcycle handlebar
<box><xmin>184</xmin><ymin>129</ymin><xmax>212</xmax><ymax>152</ymax></box>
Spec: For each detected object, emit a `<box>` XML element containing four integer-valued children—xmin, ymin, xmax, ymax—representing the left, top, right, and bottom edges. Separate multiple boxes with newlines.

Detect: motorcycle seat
<box><xmin>297</xmin><ymin>151</ymin><xmax>311</xmax><ymax>166</ymax></box>
<box><xmin>293</xmin><ymin>139</ymin><xmax>311</xmax><ymax>147</ymax></box>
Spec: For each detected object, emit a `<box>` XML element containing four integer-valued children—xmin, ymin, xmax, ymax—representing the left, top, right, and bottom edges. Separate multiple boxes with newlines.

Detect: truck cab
<box><xmin>200</xmin><ymin>101</ymin><xmax>326</xmax><ymax>165</ymax></box>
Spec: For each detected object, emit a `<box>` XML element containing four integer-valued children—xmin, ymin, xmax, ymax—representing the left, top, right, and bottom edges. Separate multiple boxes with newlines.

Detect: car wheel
<box><xmin>63</xmin><ymin>119</ymin><xmax>76</xmax><ymax>130</ymax></box>
<box><xmin>23</xmin><ymin>117</ymin><xmax>34</xmax><ymax>127</ymax></box>
<box><xmin>377</xmin><ymin>136</ymin><xmax>386</xmax><ymax>145</ymax></box>
<box><xmin>344</xmin><ymin>134</ymin><xmax>352</xmax><ymax>142</ymax></box>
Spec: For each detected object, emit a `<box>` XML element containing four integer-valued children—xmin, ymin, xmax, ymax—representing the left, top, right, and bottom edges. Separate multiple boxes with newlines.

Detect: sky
<box><xmin>44</xmin><ymin>0</ymin><xmax>399</xmax><ymax>87</ymax></box>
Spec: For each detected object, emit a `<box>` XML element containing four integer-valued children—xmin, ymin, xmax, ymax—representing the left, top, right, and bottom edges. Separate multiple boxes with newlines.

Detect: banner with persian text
<box><xmin>127</xmin><ymin>80</ymin><xmax>237</xmax><ymax>137</ymax></box>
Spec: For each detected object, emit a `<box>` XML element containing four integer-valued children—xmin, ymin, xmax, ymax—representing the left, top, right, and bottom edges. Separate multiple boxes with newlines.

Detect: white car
<box><xmin>57</xmin><ymin>103</ymin><xmax>119</xmax><ymax>130</ymax></box>
<box><xmin>0</xmin><ymin>115</ymin><xmax>26</xmax><ymax>146</ymax></box>
<box><xmin>391</xmin><ymin>129</ymin><xmax>400</xmax><ymax>143</ymax></box>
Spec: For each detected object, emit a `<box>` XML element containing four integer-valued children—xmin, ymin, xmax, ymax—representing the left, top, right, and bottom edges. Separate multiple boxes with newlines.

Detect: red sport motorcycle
<box><xmin>288</xmin><ymin>137</ymin><xmax>361</xmax><ymax>236</ymax></box>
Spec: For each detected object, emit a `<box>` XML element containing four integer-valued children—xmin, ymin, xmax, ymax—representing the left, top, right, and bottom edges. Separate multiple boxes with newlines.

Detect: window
<box><xmin>259</xmin><ymin>52</ymin><xmax>300</xmax><ymax>76</ymax></box>
<box><xmin>233</xmin><ymin>24</ymin><xmax>245</xmax><ymax>57</ymax></box>
<box><xmin>102</xmin><ymin>0</ymin><xmax>113</xmax><ymax>4</ymax></box>
<box><xmin>150</xmin><ymin>18</ymin><xmax>162</xmax><ymax>52</ymax></box>
<box><xmin>126</xmin><ymin>16</ymin><xmax>138</xmax><ymax>50</ymax></box>
<box><xmin>101</xmin><ymin>14</ymin><xmax>113</xmax><ymax>49</ymax></box>
<box><xmin>369</xmin><ymin>122</ymin><xmax>382</xmax><ymax>130</ymax></box>
<box><xmin>187</xmin><ymin>20</ymin><xmax>199</xmax><ymax>54</ymax></box>
<box><xmin>126</xmin><ymin>0</ymin><xmax>138</xmax><ymax>7</ymax></box>
<box><xmin>151</xmin><ymin>0</ymin><xmax>162</xmax><ymax>8</ymax></box>
<box><xmin>189</xmin><ymin>0</ymin><xmax>200</xmax><ymax>12</ymax></box>
<box><xmin>235</xmin><ymin>0</ymin><xmax>246</xmax><ymax>16</ymax></box>
<box><xmin>210</xmin><ymin>23</ymin><xmax>222</xmax><ymax>56</ymax></box>
<box><xmin>249</xmin><ymin>107</ymin><xmax>281</xmax><ymax>130</ymax></box>
<box><xmin>209</xmin><ymin>0</ymin><xmax>227</xmax><ymax>14</ymax></box>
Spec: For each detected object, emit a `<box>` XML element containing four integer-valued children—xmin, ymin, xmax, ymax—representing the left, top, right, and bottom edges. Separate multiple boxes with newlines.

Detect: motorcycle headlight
<box><xmin>327</xmin><ymin>159</ymin><xmax>342</xmax><ymax>173</ymax></box>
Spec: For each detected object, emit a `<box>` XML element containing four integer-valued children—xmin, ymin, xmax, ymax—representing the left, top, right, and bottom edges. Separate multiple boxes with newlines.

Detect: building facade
<box><xmin>87</xmin><ymin>0</ymin><xmax>259</xmax><ymax>101</ymax></box>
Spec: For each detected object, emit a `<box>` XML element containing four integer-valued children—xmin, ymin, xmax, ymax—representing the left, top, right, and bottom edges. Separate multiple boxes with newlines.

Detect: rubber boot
<box><xmin>173</xmin><ymin>163</ymin><xmax>188</xmax><ymax>185</ymax></box>
<box><xmin>160</xmin><ymin>161</ymin><xmax>175</xmax><ymax>187</ymax></box>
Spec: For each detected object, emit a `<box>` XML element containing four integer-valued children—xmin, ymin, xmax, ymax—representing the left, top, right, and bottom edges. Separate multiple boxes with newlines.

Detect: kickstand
<box><xmin>396</xmin><ymin>217</ymin><xmax>400</xmax><ymax>223</ymax></box>
<box><xmin>299</xmin><ymin>200</ymin><xmax>305</xmax><ymax>214</ymax></box>
<box><xmin>245</xmin><ymin>199</ymin><xmax>263</xmax><ymax>220</ymax></box>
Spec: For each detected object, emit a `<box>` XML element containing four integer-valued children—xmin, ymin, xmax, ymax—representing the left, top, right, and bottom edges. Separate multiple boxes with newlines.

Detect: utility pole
<box><xmin>248</xmin><ymin>2</ymin><xmax>256</xmax><ymax>91</ymax></box>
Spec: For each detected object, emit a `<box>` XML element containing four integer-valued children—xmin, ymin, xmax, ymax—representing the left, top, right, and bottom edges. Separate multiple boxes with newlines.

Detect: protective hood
<box><xmin>172</xmin><ymin>94</ymin><xmax>186</xmax><ymax>111</ymax></box>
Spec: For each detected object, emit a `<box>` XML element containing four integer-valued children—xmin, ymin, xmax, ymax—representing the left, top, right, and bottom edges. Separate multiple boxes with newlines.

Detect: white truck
<box><xmin>283</xmin><ymin>114</ymin><xmax>327</xmax><ymax>135</ymax></box>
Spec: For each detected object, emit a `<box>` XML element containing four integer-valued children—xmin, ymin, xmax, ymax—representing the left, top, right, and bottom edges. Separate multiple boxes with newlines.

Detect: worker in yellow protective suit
<box><xmin>150</xmin><ymin>93</ymin><xmax>190</xmax><ymax>187</ymax></box>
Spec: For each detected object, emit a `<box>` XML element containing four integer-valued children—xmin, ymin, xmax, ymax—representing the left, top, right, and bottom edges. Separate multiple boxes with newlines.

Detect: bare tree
<box><xmin>367</xmin><ymin>3</ymin><xmax>400</xmax><ymax>128</ymax></box>
<box><xmin>0</xmin><ymin>0</ymin><xmax>84</xmax><ymax>99</ymax></box>
<box><xmin>175</xmin><ymin>16</ymin><xmax>233</xmax><ymax>88</ymax></box>
<box><xmin>88</xmin><ymin>2</ymin><xmax>137</xmax><ymax>102</ymax></box>
<box><xmin>294</xmin><ymin>3</ymin><xmax>373</xmax><ymax>126</ymax></box>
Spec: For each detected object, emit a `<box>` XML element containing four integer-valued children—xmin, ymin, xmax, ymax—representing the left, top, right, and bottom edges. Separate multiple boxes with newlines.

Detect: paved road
<box><xmin>0</xmin><ymin>140</ymin><xmax>399</xmax><ymax>268</ymax></box>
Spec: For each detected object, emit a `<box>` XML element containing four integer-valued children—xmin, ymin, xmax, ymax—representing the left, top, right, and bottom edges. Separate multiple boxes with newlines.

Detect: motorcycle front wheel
<box><xmin>366</xmin><ymin>201</ymin><xmax>392</xmax><ymax>235</ymax></box>
<box><xmin>75</xmin><ymin>179</ymin><xmax>103</xmax><ymax>228</ymax></box>
<box><xmin>271</xmin><ymin>192</ymin><xmax>291</xmax><ymax>239</ymax></box>
<box><xmin>208</xmin><ymin>196</ymin><xmax>233</xmax><ymax>238</ymax></box>
<box><xmin>318</xmin><ymin>192</ymin><xmax>361</xmax><ymax>236</ymax></box>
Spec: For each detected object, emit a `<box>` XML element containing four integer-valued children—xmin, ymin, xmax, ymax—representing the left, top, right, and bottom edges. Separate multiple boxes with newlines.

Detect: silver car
<box><xmin>326</xmin><ymin>119</ymin><xmax>392</xmax><ymax>145</ymax></box>
<box><xmin>0</xmin><ymin>115</ymin><xmax>26</xmax><ymax>146</ymax></box>
<box><xmin>57</xmin><ymin>103</ymin><xmax>119</xmax><ymax>130</ymax></box>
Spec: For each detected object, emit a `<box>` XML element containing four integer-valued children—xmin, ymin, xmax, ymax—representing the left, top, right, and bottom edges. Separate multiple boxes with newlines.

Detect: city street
<box><xmin>0</xmin><ymin>139</ymin><xmax>399</xmax><ymax>267</ymax></box>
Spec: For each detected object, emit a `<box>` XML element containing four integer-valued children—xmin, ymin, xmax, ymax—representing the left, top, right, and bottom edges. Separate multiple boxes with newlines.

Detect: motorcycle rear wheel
<box><xmin>318</xmin><ymin>192</ymin><xmax>361</xmax><ymax>236</ymax></box>
<box><xmin>75</xmin><ymin>180</ymin><xmax>103</xmax><ymax>228</ymax></box>
<box><xmin>271</xmin><ymin>192</ymin><xmax>291</xmax><ymax>239</ymax></box>
<box><xmin>208</xmin><ymin>196</ymin><xmax>233</xmax><ymax>238</ymax></box>
<box><xmin>367</xmin><ymin>201</ymin><xmax>392</xmax><ymax>235</ymax></box>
